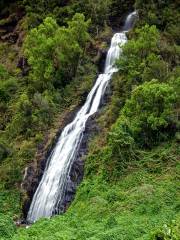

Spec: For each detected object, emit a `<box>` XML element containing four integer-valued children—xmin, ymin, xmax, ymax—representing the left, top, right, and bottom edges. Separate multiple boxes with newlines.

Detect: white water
<box><xmin>123</xmin><ymin>11</ymin><xmax>137</xmax><ymax>31</ymax></box>
<box><xmin>27</xmin><ymin>12</ymin><xmax>137</xmax><ymax>223</ymax></box>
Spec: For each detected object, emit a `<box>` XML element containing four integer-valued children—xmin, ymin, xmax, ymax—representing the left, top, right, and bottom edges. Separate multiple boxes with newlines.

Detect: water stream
<box><xmin>27</xmin><ymin>11</ymin><xmax>137</xmax><ymax>223</ymax></box>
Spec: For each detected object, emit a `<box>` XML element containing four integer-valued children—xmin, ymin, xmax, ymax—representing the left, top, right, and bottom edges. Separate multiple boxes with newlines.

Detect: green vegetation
<box><xmin>8</xmin><ymin>141</ymin><xmax>180</xmax><ymax>239</ymax></box>
<box><xmin>22</xmin><ymin>0</ymin><xmax>113</xmax><ymax>30</ymax></box>
<box><xmin>24</xmin><ymin>14</ymin><xmax>90</xmax><ymax>92</ymax></box>
<box><xmin>0</xmin><ymin>1</ymin><xmax>95</xmax><ymax>223</ymax></box>
<box><xmin>0</xmin><ymin>215</ymin><xmax>16</xmax><ymax>239</ymax></box>
<box><xmin>111</xmin><ymin>80</ymin><xmax>177</xmax><ymax>148</ymax></box>
<box><xmin>0</xmin><ymin>0</ymin><xmax>179</xmax><ymax>239</ymax></box>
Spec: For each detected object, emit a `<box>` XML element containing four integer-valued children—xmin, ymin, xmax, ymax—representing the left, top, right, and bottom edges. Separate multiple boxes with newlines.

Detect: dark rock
<box><xmin>17</xmin><ymin>57</ymin><xmax>29</xmax><ymax>76</ymax></box>
<box><xmin>1</xmin><ymin>32</ymin><xmax>18</xmax><ymax>43</ymax></box>
<box><xmin>109</xmin><ymin>1</ymin><xmax>135</xmax><ymax>31</ymax></box>
<box><xmin>21</xmin><ymin>105</ymin><xmax>82</xmax><ymax>219</ymax></box>
<box><xmin>96</xmin><ymin>49</ymin><xmax>108</xmax><ymax>73</ymax></box>
<box><xmin>0</xmin><ymin>8</ymin><xmax>25</xmax><ymax>44</ymax></box>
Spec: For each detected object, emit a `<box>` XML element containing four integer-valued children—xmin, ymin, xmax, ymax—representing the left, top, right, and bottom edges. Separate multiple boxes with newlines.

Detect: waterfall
<box><xmin>27</xmin><ymin>12</ymin><xmax>137</xmax><ymax>223</ymax></box>
<box><xmin>123</xmin><ymin>11</ymin><xmax>138</xmax><ymax>31</ymax></box>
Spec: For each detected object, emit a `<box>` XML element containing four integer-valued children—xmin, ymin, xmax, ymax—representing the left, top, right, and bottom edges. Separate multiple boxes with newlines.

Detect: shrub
<box><xmin>116</xmin><ymin>25</ymin><xmax>161</xmax><ymax>87</ymax></box>
<box><xmin>150</xmin><ymin>220</ymin><xmax>180</xmax><ymax>240</ymax></box>
<box><xmin>119</xmin><ymin>80</ymin><xmax>177</xmax><ymax>147</ymax></box>
<box><xmin>108</xmin><ymin>119</ymin><xmax>136</xmax><ymax>163</ymax></box>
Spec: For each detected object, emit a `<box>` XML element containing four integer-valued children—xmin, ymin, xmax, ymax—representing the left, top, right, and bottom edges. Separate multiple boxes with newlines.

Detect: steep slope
<box><xmin>0</xmin><ymin>0</ymin><xmax>179</xmax><ymax>239</ymax></box>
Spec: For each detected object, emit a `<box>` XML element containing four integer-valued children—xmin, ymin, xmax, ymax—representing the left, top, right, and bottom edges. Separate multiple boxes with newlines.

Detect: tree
<box><xmin>24</xmin><ymin>17</ymin><xmax>58</xmax><ymax>92</ymax></box>
<box><xmin>24</xmin><ymin>14</ymin><xmax>89</xmax><ymax>92</ymax></box>
<box><xmin>54</xmin><ymin>13</ymin><xmax>90</xmax><ymax>88</ymax></box>
<box><xmin>83</xmin><ymin>0</ymin><xmax>111</xmax><ymax>27</ymax></box>
<box><xmin>120</xmin><ymin>80</ymin><xmax>177</xmax><ymax>147</ymax></box>
<box><xmin>117</xmin><ymin>25</ymin><xmax>160</xmax><ymax>84</ymax></box>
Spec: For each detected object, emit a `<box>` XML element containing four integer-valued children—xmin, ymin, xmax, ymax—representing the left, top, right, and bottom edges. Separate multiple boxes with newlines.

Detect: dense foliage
<box><xmin>0</xmin><ymin>0</ymin><xmax>179</xmax><ymax>239</ymax></box>
<box><xmin>24</xmin><ymin>14</ymin><xmax>89</xmax><ymax>91</ymax></box>
<box><xmin>0</xmin><ymin>4</ymin><xmax>94</xmax><ymax>211</ymax></box>
<box><xmin>112</xmin><ymin>80</ymin><xmax>177</xmax><ymax>148</ymax></box>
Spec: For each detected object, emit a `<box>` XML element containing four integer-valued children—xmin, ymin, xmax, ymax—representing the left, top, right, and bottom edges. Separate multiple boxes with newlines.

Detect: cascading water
<box><xmin>123</xmin><ymin>11</ymin><xmax>138</xmax><ymax>31</ymax></box>
<box><xmin>27</xmin><ymin>11</ymin><xmax>137</xmax><ymax>223</ymax></box>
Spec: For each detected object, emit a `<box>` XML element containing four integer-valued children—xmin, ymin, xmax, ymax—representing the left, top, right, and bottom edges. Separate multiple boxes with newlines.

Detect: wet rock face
<box><xmin>21</xmin><ymin>107</ymin><xmax>100</xmax><ymax>221</ymax></box>
<box><xmin>58</xmin><ymin>113</ymin><xmax>100</xmax><ymax>213</ymax></box>
<box><xmin>97</xmin><ymin>49</ymin><xmax>108</xmax><ymax>73</ymax></box>
<box><xmin>21</xmin><ymin>107</ymin><xmax>81</xmax><ymax>220</ymax></box>
<box><xmin>21</xmin><ymin>166</ymin><xmax>37</xmax><ymax>220</ymax></box>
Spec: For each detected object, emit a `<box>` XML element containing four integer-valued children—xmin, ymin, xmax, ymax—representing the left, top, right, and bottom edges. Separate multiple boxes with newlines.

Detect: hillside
<box><xmin>0</xmin><ymin>0</ymin><xmax>179</xmax><ymax>239</ymax></box>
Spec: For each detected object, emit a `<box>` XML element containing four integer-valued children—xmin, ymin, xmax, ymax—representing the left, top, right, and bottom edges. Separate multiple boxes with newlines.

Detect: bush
<box><xmin>135</xmin><ymin>0</ymin><xmax>180</xmax><ymax>32</ymax></box>
<box><xmin>119</xmin><ymin>80</ymin><xmax>177</xmax><ymax>147</ymax></box>
<box><xmin>117</xmin><ymin>25</ymin><xmax>160</xmax><ymax>84</ymax></box>
<box><xmin>108</xmin><ymin>119</ymin><xmax>136</xmax><ymax>164</ymax></box>
<box><xmin>150</xmin><ymin>220</ymin><xmax>180</xmax><ymax>240</ymax></box>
